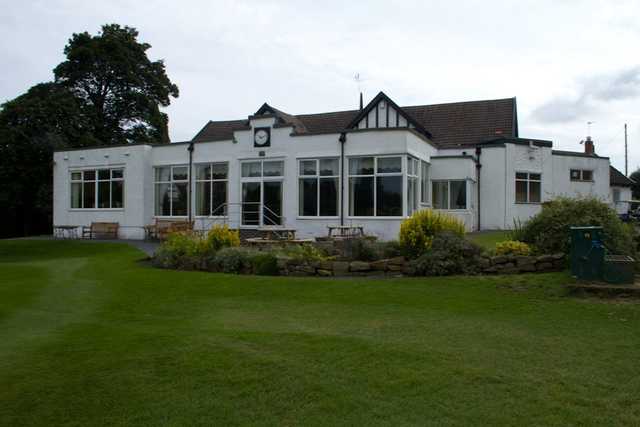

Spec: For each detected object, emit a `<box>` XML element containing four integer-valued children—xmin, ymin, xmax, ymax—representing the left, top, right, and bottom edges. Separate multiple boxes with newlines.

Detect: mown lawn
<box><xmin>467</xmin><ymin>230</ymin><xmax>511</xmax><ymax>250</ymax></box>
<box><xmin>1</xmin><ymin>240</ymin><xmax>640</xmax><ymax>426</ymax></box>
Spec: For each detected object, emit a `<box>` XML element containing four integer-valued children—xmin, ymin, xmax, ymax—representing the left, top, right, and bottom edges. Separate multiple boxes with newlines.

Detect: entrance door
<box><xmin>242</xmin><ymin>182</ymin><xmax>260</xmax><ymax>226</ymax></box>
<box><xmin>262</xmin><ymin>181</ymin><xmax>282</xmax><ymax>226</ymax></box>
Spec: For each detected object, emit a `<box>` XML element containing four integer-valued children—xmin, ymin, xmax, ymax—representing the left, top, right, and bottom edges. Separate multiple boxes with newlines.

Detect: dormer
<box><xmin>346</xmin><ymin>91</ymin><xmax>432</xmax><ymax>138</ymax></box>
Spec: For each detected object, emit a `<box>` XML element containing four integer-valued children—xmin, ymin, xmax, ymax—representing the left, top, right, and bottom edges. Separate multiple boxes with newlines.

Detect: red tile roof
<box><xmin>191</xmin><ymin>97</ymin><xmax>517</xmax><ymax>148</ymax></box>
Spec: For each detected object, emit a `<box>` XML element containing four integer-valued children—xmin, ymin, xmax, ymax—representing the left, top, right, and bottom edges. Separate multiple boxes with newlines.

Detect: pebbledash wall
<box><xmin>53</xmin><ymin>95</ymin><xmax>630</xmax><ymax>241</ymax></box>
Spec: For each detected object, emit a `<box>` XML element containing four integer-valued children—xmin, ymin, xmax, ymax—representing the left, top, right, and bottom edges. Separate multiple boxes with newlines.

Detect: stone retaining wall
<box><xmin>277</xmin><ymin>253</ymin><xmax>566</xmax><ymax>277</ymax></box>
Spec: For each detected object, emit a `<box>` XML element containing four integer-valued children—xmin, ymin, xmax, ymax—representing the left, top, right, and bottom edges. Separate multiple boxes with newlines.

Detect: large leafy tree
<box><xmin>0</xmin><ymin>83</ymin><xmax>97</xmax><ymax>237</ymax></box>
<box><xmin>54</xmin><ymin>24</ymin><xmax>179</xmax><ymax>145</ymax></box>
<box><xmin>630</xmin><ymin>169</ymin><xmax>640</xmax><ymax>200</ymax></box>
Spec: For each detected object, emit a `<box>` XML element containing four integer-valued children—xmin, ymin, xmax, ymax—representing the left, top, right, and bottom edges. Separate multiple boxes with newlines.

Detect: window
<box><xmin>195</xmin><ymin>163</ymin><xmax>228</xmax><ymax>216</ymax></box>
<box><xmin>241</xmin><ymin>160</ymin><xmax>284</xmax><ymax>178</ymax></box>
<box><xmin>298</xmin><ymin>158</ymin><xmax>339</xmax><ymax>217</ymax></box>
<box><xmin>349</xmin><ymin>156</ymin><xmax>403</xmax><ymax>217</ymax></box>
<box><xmin>570</xmin><ymin>169</ymin><xmax>593</xmax><ymax>182</ymax></box>
<box><xmin>70</xmin><ymin>168</ymin><xmax>124</xmax><ymax>209</ymax></box>
<box><xmin>420</xmin><ymin>160</ymin><xmax>430</xmax><ymax>204</ymax></box>
<box><xmin>407</xmin><ymin>157</ymin><xmax>419</xmax><ymax>215</ymax></box>
<box><xmin>155</xmin><ymin>165</ymin><xmax>188</xmax><ymax>216</ymax></box>
<box><xmin>613</xmin><ymin>188</ymin><xmax>621</xmax><ymax>203</ymax></box>
<box><xmin>432</xmin><ymin>180</ymin><xmax>467</xmax><ymax>210</ymax></box>
<box><xmin>515</xmin><ymin>172</ymin><xmax>541</xmax><ymax>203</ymax></box>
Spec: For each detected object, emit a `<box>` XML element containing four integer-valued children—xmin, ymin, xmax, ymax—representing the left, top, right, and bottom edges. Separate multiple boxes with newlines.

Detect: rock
<box><xmin>312</xmin><ymin>260</ymin><xmax>333</xmax><ymax>270</ymax></box>
<box><xmin>478</xmin><ymin>257</ymin><xmax>491</xmax><ymax>269</ymax></box>
<box><xmin>552</xmin><ymin>260</ymin><xmax>565</xmax><ymax>269</ymax></box>
<box><xmin>536</xmin><ymin>254</ymin><xmax>554</xmax><ymax>263</ymax></box>
<box><xmin>317</xmin><ymin>269</ymin><xmax>333</xmax><ymax>277</ymax></box>
<box><xmin>294</xmin><ymin>265</ymin><xmax>316</xmax><ymax>274</ymax></box>
<box><xmin>516</xmin><ymin>256</ymin><xmax>536</xmax><ymax>267</ymax></box>
<box><xmin>537</xmin><ymin>262</ymin><xmax>553</xmax><ymax>271</ymax></box>
<box><xmin>350</xmin><ymin>261</ymin><xmax>371</xmax><ymax>272</ymax></box>
<box><xmin>370</xmin><ymin>259</ymin><xmax>388</xmax><ymax>271</ymax></box>
<box><xmin>483</xmin><ymin>266</ymin><xmax>498</xmax><ymax>274</ymax></box>
<box><xmin>387</xmin><ymin>264</ymin><xmax>404</xmax><ymax>272</ymax></box>
<box><xmin>387</xmin><ymin>256</ymin><xmax>406</xmax><ymax>266</ymax></box>
<box><xmin>491</xmin><ymin>255</ymin><xmax>509</xmax><ymax>265</ymax></box>
<box><xmin>332</xmin><ymin>261</ymin><xmax>350</xmax><ymax>275</ymax></box>
<box><xmin>551</xmin><ymin>253</ymin><xmax>565</xmax><ymax>261</ymax></box>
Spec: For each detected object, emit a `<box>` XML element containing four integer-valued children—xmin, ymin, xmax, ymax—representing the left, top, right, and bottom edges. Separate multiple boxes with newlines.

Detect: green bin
<box><xmin>603</xmin><ymin>255</ymin><xmax>635</xmax><ymax>285</ymax></box>
<box><xmin>570</xmin><ymin>226</ymin><xmax>605</xmax><ymax>280</ymax></box>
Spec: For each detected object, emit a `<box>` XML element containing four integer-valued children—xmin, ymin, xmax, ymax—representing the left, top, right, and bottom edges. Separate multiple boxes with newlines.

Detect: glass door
<box><xmin>242</xmin><ymin>182</ymin><xmax>260</xmax><ymax>226</ymax></box>
<box><xmin>262</xmin><ymin>181</ymin><xmax>282</xmax><ymax>225</ymax></box>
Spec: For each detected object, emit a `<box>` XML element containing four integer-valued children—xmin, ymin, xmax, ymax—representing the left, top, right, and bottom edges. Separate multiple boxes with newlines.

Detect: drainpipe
<box><xmin>475</xmin><ymin>146</ymin><xmax>482</xmax><ymax>231</ymax></box>
<box><xmin>339</xmin><ymin>132</ymin><xmax>347</xmax><ymax>226</ymax></box>
<box><xmin>188</xmin><ymin>142</ymin><xmax>194</xmax><ymax>223</ymax></box>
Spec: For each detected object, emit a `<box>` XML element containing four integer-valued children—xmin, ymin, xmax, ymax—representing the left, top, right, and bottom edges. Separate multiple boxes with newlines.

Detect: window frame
<box><xmin>348</xmin><ymin>155</ymin><xmax>404</xmax><ymax>218</ymax></box>
<box><xmin>407</xmin><ymin>156</ymin><xmax>420</xmax><ymax>215</ymax></box>
<box><xmin>154</xmin><ymin>165</ymin><xmax>189</xmax><ymax>217</ymax></box>
<box><xmin>515</xmin><ymin>172</ymin><xmax>542</xmax><ymax>204</ymax></box>
<box><xmin>570</xmin><ymin>169</ymin><xmax>594</xmax><ymax>182</ymax></box>
<box><xmin>69</xmin><ymin>167</ymin><xmax>125</xmax><ymax>210</ymax></box>
<box><xmin>195</xmin><ymin>162</ymin><xmax>229</xmax><ymax>218</ymax></box>
<box><xmin>431</xmin><ymin>179</ymin><xmax>468</xmax><ymax>210</ymax></box>
<box><xmin>297</xmin><ymin>157</ymin><xmax>340</xmax><ymax>218</ymax></box>
<box><xmin>420</xmin><ymin>160</ymin><xmax>430</xmax><ymax>206</ymax></box>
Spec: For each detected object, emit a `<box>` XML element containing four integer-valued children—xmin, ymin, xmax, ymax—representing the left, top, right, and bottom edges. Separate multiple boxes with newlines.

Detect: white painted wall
<box><xmin>550</xmin><ymin>154</ymin><xmax>610</xmax><ymax>201</ymax></box>
<box><xmin>610</xmin><ymin>186</ymin><xmax>632</xmax><ymax>214</ymax></box>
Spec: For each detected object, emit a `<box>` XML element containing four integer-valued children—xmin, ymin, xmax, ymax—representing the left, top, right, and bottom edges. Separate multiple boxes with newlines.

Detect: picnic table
<box><xmin>257</xmin><ymin>227</ymin><xmax>297</xmax><ymax>241</ymax></box>
<box><xmin>327</xmin><ymin>225</ymin><xmax>365</xmax><ymax>239</ymax></box>
<box><xmin>53</xmin><ymin>225</ymin><xmax>79</xmax><ymax>239</ymax></box>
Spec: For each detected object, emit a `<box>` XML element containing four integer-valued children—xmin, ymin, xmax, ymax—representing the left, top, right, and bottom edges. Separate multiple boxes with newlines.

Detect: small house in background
<box><xmin>53</xmin><ymin>91</ymin><xmax>632</xmax><ymax>240</ymax></box>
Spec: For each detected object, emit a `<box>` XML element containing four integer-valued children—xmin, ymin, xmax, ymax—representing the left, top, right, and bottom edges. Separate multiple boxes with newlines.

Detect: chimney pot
<box><xmin>584</xmin><ymin>136</ymin><xmax>595</xmax><ymax>155</ymax></box>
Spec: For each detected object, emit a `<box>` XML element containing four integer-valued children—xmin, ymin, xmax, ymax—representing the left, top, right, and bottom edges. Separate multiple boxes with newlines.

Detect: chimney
<box><xmin>584</xmin><ymin>135</ymin><xmax>594</xmax><ymax>155</ymax></box>
<box><xmin>359</xmin><ymin>92</ymin><xmax>363</xmax><ymax>111</ymax></box>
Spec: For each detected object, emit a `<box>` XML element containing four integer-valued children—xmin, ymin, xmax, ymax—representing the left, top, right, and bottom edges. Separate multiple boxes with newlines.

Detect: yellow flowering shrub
<box><xmin>494</xmin><ymin>240</ymin><xmax>531</xmax><ymax>256</ymax></box>
<box><xmin>399</xmin><ymin>209</ymin><xmax>465</xmax><ymax>258</ymax></box>
<box><xmin>206</xmin><ymin>224</ymin><xmax>240</xmax><ymax>252</ymax></box>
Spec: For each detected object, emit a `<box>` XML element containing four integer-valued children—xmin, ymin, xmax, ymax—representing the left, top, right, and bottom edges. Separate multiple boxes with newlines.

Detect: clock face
<box><xmin>254</xmin><ymin>128</ymin><xmax>270</xmax><ymax>147</ymax></box>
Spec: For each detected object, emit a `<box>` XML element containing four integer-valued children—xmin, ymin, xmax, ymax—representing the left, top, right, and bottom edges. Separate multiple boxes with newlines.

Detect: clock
<box><xmin>254</xmin><ymin>127</ymin><xmax>271</xmax><ymax>147</ymax></box>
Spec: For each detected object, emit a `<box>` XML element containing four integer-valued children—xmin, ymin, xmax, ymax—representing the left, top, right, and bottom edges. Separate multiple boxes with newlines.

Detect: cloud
<box><xmin>532</xmin><ymin>66</ymin><xmax>640</xmax><ymax>123</ymax></box>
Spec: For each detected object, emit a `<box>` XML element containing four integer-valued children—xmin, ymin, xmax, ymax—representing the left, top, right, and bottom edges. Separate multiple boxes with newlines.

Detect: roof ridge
<box><xmin>402</xmin><ymin>97</ymin><xmax>515</xmax><ymax>109</ymax></box>
<box><xmin>294</xmin><ymin>108</ymin><xmax>360</xmax><ymax>118</ymax></box>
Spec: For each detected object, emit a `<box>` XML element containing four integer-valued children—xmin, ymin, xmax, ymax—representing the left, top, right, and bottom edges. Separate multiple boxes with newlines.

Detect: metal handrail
<box><xmin>195</xmin><ymin>202</ymin><xmax>286</xmax><ymax>230</ymax></box>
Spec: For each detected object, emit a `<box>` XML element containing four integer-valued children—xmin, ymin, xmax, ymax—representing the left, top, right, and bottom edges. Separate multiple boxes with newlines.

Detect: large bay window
<box><xmin>298</xmin><ymin>158</ymin><xmax>339</xmax><ymax>217</ymax></box>
<box><xmin>407</xmin><ymin>157</ymin><xmax>419</xmax><ymax>215</ymax></box>
<box><xmin>155</xmin><ymin>165</ymin><xmax>188</xmax><ymax>216</ymax></box>
<box><xmin>71</xmin><ymin>168</ymin><xmax>124</xmax><ymax>209</ymax></box>
<box><xmin>515</xmin><ymin>172</ymin><xmax>541</xmax><ymax>203</ymax></box>
<box><xmin>196</xmin><ymin>163</ymin><xmax>228</xmax><ymax>216</ymax></box>
<box><xmin>420</xmin><ymin>160</ymin><xmax>430</xmax><ymax>205</ymax></box>
<box><xmin>349</xmin><ymin>156</ymin><xmax>402</xmax><ymax>217</ymax></box>
<box><xmin>432</xmin><ymin>180</ymin><xmax>467</xmax><ymax>210</ymax></box>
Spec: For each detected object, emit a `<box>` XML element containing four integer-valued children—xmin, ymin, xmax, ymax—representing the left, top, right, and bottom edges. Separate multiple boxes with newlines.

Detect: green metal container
<box><xmin>603</xmin><ymin>255</ymin><xmax>635</xmax><ymax>285</ymax></box>
<box><xmin>570</xmin><ymin>226</ymin><xmax>605</xmax><ymax>280</ymax></box>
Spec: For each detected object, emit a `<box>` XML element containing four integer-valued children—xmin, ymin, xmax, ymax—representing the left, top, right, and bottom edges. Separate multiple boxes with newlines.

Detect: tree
<box><xmin>0</xmin><ymin>83</ymin><xmax>97</xmax><ymax>237</ymax></box>
<box><xmin>630</xmin><ymin>169</ymin><xmax>640</xmax><ymax>200</ymax></box>
<box><xmin>54</xmin><ymin>24</ymin><xmax>179</xmax><ymax>145</ymax></box>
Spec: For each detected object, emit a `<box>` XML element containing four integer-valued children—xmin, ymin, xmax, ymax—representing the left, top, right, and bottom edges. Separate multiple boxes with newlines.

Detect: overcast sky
<box><xmin>2</xmin><ymin>0</ymin><xmax>639</xmax><ymax>172</ymax></box>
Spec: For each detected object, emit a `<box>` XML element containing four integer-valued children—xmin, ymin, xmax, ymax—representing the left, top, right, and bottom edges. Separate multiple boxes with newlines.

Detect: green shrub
<box><xmin>152</xmin><ymin>231</ymin><xmax>208</xmax><ymax>270</ymax></box>
<box><xmin>380</xmin><ymin>240</ymin><xmax>404</xmax><ymax>258</ymax></box>
<box><xmin>282</xmin><ymin>244</ymin><xmax>329</xmax><ymax>262</ymax></box>
<box><xmin>516</xmin><ymin>197</ymin><xmax>634</xmax><ymax>255</ymax></box>
<box><xmin>250</xmin><ymin>252</ymin><xmax>280</xmax><ymax>276</ymax></box>
<box><xmin>206</xmin><ymin>224</ymin><xmax>240</xmax><ymax>252</ymax></box>
<box><xmin>212</xmin><ymin>247</ymin><xmax>252</xmax><ymax>274</ymax></box>
<box><xmin>344</xmin><ymin>238</ymin><xmax>380</xmax><ymax>261</ymax></box>
<box><xmin>399</xmin><ymin>209</ymin><xmax>466</xmax><ymax>258</ymax></box>
<box><xmin>495</xmin><ymin>240</ymin><xmax>531</xmax><ymax>256</ymax></box>
<box><xmin>408</xmin><ymin>232</ymin><xmax>484</xmax><ymax>276</ymax></box>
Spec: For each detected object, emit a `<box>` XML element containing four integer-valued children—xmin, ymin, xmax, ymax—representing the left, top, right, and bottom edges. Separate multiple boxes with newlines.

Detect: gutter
<box><xmin>339</xmin><ymin>132</ymin><xmax>347</xmax><ymax>226</ymax></box>
<box><xmin>475</xmin><ymin>146</ymin><xmax>482</xmax><ymax>231</ymax></box>
<box><xmin>188</xmin><ymin>142</ymin><xmax>195</xmax><ymax>223</ymax></box>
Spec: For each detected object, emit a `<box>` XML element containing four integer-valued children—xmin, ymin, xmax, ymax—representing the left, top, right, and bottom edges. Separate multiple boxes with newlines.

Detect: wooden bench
<box><xmin>327</xmin><ymin>225</ymin><xmax>365</xmax><ymax>239</ymax></box>
<box><xmin>144</xmin><ymin>219</ymin><xmax>194</xmax><ymax>240</ymax></box>
<box><xmin>82</xmin><ymin>222</ymin><xmax>119</xmax><ymax>240</ymax></box>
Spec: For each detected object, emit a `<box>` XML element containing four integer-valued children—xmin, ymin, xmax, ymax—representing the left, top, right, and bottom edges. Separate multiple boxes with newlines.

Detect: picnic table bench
<box><xmin>257</xmin><ymin>227</ymin><xmax>297</xmax><ymax>241</ymax></box>
<box><xmin>82</xmin><ymin>222</ymin><xmax>119</xmax><ymax>239</ymax></box>
<box><xmin>53</xmin><ymin>225</ymin><xmax>80</xmax><ymax>239</ymax></box>
<box><xmin>327</xmin><ymin>225</ymin><xmax>365</xmax><ymax>239</ymax></box>
<box><xmin>144</xmin><ymin>219</ymin><xmax>194</xmax><ymax>240</ymax></box>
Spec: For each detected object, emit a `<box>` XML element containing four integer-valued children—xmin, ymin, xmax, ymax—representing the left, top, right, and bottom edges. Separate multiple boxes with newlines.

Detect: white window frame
<box><xmin>420</xmin><ymin>160</ymin><xmax>430</xmax><ymax>206</ymax></box>
<box><xmin>515</xmin><ymin>172</ymin><xmax>542</xmax><ymax>204</ymax></box>
<box><xmin>70</xmin><ymin>167</ymin><xmax>125</xmax><ymax>210</ymax></box>
<box><xmin>570</xmin><ymin>169</ymin><xmax>594</xmax><ymax>182</ymax></box>
<box><xmin>431</xmin><ymin>179</ymin><xmax>468</xmax><ymax>211</ymax></box>
<box><xmin>195</xmin><ymin>162</ymin><xmax>229</xmax><ymax>218</ymax></box>
<box><xmin>239</xmin><ymin>159</ymin><xmax>285</xmax><ymax>228</ymax></box>
<box><xmin>348</xmin><ymin>155</ymin><xmax>404</xmax><ymax>218</ymax></box>
<box><xmin>407</xmin><ymin>156</ymin><xmax>420</xmax><ymax>215</ymax></box>
<box><xmin>154</xmin><ymin>165</ymin><xmax>189</xmax><ymax>217</ymax></box>
<box><xmin>297</xmin><ymin>157</ymin><xmax>340</xmax><ymax>218</ymax></box>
